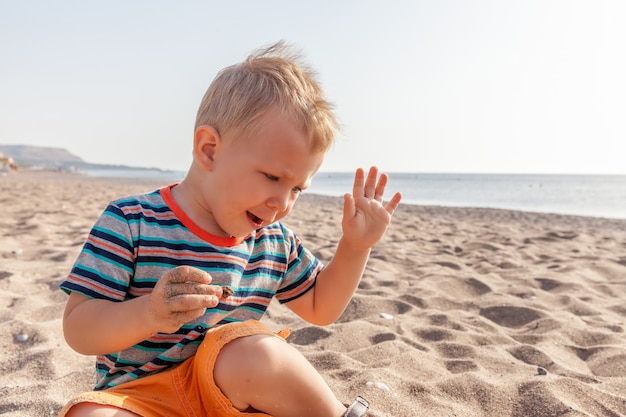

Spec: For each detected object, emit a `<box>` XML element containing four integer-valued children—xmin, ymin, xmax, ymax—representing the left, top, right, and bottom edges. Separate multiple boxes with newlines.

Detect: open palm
<box><xmin>342</xmin><ymin>167</ymin><xmax>402</xmax><ymax>250</ymax></box>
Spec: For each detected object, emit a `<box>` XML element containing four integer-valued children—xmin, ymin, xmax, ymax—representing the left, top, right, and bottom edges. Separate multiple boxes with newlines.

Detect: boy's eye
<box><xmin>264</xmin><ymin>173</ymin><xmax>303</xmax><ymax>195</ymax></box>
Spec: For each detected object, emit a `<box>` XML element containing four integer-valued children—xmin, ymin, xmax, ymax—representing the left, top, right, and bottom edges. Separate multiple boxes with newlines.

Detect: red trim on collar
<box><xmin>160</xmin><ymin>184</ymin><xmax>245</xmax><ymax>247</ymax></box>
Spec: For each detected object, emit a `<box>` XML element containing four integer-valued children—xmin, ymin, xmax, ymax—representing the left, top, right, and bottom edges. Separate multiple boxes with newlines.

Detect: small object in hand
<box><xmin>221</xmin><ymin>286</ymin><xmax>234</xmax><ymax>298</ymax></box>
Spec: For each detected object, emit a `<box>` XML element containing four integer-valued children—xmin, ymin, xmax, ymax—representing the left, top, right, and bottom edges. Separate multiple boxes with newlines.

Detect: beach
<box><xmin>1</xmin><ymin>171</ymin><xmax>625</xmax><ymax>417</ymax></box>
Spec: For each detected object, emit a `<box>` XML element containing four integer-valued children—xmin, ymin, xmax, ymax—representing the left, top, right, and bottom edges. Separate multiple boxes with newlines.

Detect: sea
<box><xmin>83</xmin><ymin>169</ymin><xmax>626</xmax><ymax>220</ymax></box>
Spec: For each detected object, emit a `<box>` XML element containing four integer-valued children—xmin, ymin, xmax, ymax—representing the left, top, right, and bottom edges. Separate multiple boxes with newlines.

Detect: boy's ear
<box><xmin>193</xmin><ymin>125</ymin><xmax>221</xmax><ymax>171</ymax></box>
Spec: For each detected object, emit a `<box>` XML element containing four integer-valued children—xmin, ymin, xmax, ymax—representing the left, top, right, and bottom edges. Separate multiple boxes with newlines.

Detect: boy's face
<box><xmin>203</xmin><ymin>109</ymin><xmax>325</xmax><ymax>238</ymax></box>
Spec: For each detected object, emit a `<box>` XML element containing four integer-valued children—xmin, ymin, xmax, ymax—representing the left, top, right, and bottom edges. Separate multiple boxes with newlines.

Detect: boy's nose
<box><xmin>266</xmin><ymin>191</ymin><xmax>291</xmax><ymax>212</ymax></box>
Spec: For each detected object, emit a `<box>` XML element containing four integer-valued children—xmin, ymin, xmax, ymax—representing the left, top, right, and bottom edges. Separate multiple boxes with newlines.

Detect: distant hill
<box><xmin>0</xmin><ymin>144</ymin><xmax>155</xmax><ymax>172</ymax></box>
<box><xmin>0</xmin><ymin>145</ymin><xmax>84</xmax><ymax>169</ymax></box>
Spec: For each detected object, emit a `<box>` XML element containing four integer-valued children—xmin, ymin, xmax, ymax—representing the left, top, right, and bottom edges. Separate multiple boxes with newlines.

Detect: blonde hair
<box><xmin>195</xmin><ymin>41</ymin><xmax>338</xmax><ymax>153</ymax></box>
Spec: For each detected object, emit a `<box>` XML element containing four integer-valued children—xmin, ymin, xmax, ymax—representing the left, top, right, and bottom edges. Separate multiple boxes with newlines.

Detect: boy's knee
<box><xmin>213</xmin><ymin>334</ymin><xmax>288</xmax><ymax>411</ymax></box>
<box><xmin>215</xmin><ymin>334</ymin><xmax>287</xmax><ymax>378</ymax></box>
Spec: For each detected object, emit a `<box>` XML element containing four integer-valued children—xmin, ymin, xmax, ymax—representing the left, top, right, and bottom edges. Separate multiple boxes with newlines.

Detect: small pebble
<box><xmin>379</xmin><ymin>313</ymin><xmax>394</xmax><ymax>320</ymax></box>
<box><xmin>366</xmin><ymin>381</ymin><xmax>392</xmax><ymax>392</ymax></box>
<box><xmin>11</xmin><ymin>248</ymin><xmax>23</xmax><ymax>255</ymax></box>
<box><xmin>15</xmin><ymin>333</ymin><xmax>29</xmax><ymax>343</ymax></box>
<box><xmin>221</xmin><ymin>286</ymin><xmax>234</xmax><ymax>298</ymax></box>
<box><xmin>537</xmin><ymin>366</ymin><xmax>548</xmax><ymax>375</ymax></box>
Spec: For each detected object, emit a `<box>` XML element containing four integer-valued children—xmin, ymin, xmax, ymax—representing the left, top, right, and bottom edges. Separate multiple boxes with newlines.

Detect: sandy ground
<box><xmin>1</xmin><ymin>171</ymin><xmax>625</xmax><ymax>416</ymax></box>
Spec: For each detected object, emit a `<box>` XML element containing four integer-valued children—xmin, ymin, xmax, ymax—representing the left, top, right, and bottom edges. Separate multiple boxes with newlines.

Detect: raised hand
<box><xmin>147</xmin><ymin>265</ymin><xmax>223</xmax><ymax>333</ymax></box>
<box><xmin>342</xmin><ymin>166</ymin><xmax>402</xmax><ymax>251</ymax></box>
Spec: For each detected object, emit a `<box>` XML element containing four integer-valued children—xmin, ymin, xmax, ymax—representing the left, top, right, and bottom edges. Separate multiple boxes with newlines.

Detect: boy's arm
<box><xmin>286</xmin><ymin>167</ymin><xmax>401</xmax><ymax>325</ymax></box>
<box><xmin>63</xmin><ymin>266</ymin><xmax>223</xmax><ymax>355</ymax></box>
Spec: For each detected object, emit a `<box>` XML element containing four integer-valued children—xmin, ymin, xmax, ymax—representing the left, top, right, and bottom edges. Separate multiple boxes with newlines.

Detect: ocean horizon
<box><xmin>82</xmin><ymin>169</ymin><xmax>626</xmax><ymax>220</ymax></box>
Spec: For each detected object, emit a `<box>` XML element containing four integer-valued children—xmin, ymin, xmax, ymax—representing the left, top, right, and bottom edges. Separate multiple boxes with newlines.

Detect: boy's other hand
<box><xmin>147</xmin><ymin>265</ymin><xmax>222</xmax><ymax>334</ymax></box>
<box><xmin>342</xmin><ymin>166</ymin><xmax>402</xmax><ymax>251</ymax></box>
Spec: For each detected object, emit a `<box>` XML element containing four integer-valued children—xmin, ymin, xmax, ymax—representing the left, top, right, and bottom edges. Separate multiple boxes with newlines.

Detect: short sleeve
<box><xmin>60</xmin><ymin>203</ymin><xmax>135</xmax><ymax>301</ymax></box>
<box><xmin>274</xmin><ymin>224</ymin><xmax>323</xmax><ymax>304</ymax></box>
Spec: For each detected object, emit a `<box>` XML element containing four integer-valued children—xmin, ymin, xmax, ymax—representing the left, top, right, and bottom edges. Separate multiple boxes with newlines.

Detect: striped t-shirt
<box><xmin>60</xmin><ymin>185</ymin><xmax>322</xmax><ymax>390</ymax></box>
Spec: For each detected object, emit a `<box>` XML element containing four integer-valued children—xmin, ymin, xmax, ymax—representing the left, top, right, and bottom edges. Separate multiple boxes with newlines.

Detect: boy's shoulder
<box><xmin>111</xmin><ymin>186</ymin><xmax>166</xmax><ymax>205</ymax></box>
<box><xmin>106</xmin><ymin>186</ymin><xmax>171</xmax><ymax>212</ymax></box>
<box><xmin>102</xmin><ymin>186</ymin><xmax>173</xmax><ymax>222</ymax></box>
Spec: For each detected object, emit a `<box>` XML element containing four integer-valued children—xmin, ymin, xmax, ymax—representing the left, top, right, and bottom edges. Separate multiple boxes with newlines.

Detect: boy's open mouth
<box><xmin>247</xmin><ymin>211</ymin><xmax>263</xmax><ymax>228</ymax></box>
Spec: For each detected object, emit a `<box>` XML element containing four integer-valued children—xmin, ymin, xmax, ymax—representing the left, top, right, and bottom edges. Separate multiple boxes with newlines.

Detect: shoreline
<box><xmin>7</xmin><ymin>169</ymin><xmax>626</xmax><ymax>224</ymax></box>
<box><xmin>1</xmin><ymin>171</ymin><xmax>625</xmax><ymax>416</ymax></box>
<box><xmin>9</xmin><ymin>167</ymin><xmax>626</xmax><ymax>220</ymax></box>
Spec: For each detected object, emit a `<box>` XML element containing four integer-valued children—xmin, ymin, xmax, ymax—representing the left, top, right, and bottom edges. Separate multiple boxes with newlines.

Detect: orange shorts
<box><xmin>58</xmin><ymin>320</ymin><xmax>291</xmax><ymax>417</ymax></box>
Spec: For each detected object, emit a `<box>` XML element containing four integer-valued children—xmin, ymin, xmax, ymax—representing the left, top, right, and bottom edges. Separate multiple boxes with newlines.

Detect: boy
<box><xmin>59</xmin><ymin>41</ymin><xmax>402</xmax><ymax>417</ymax></box>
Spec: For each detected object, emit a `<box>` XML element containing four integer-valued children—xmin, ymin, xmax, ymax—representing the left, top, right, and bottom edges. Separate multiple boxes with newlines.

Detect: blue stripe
<box><xmin>242</xmin><ymin>267</ymin><xmax>283</xmax><ymax>279</ymax></box>
<box><xmin>83</xmin><ymin>243</ymin><xmax>135</xmax><ymax>272</ymax></box>
<box><xmin>60</xmin><ymin>281</ymin><xmax>120</xmax><ymax>301</ymax></box>
<box><xmin>278</xmin><ymin>277</ymin><xmax>316</xmax><ymax>304</ymax></box>
<box><xmin>72</xmin><ymin>265</ymin><xmax>129</xmax><ymax>290</ymax></box>
<box><xmin>136</xmin><ymin>257</ymin><xmax>245</xmax><ymax>271</ymax></box>
<box><xmin>137</xmin><ymin>238</ymin><xmax>252</xmax><ymax>261</ymax></box>
<box><xmin>91</xmin><ymin>226</ymin><xmax>133</xmax><ymax>252</ymax></box>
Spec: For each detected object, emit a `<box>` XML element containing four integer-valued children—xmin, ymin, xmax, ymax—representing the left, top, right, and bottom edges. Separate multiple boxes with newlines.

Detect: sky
<box><xmin>1</xmin><ymin>1</ymin><xmax>625</xmax><ymax>174</ymax></box>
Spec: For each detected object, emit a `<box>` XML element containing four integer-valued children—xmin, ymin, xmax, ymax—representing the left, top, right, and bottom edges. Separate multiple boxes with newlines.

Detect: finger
<box><xmin>363</xmin><ymin>166</ymin><xmax>378</xmax><ymax>199</ymax></box>
<box><xmin>374</xmin><ymin>173</ymin><xmax>389</xmax><ymax>202</ymax></box>
<box><xmin>342</xmin><ymin>193</ymin><xmax>356</xmax><ymax>223</ymax></box>
<box><xmin>165</xmin><ymin>281</ymin><xmax>220</xmax><ymax>299</ymax></box>
<box><xmin>164</xmin><ymin>266</ymin><xmax>212</xmax><ymax>285</ymax></box>
<box><xmin>352</xmin><ymin>168</ymin><xmax>365</xmax><ymax>199</ymax></box>
<box><xmin>384</xmin><ymin>192</ymin><xmax>403</xmax><ymax>216</ymax></box>
<box><xmin>168</xmin><ymin>293</ymin><xmax>220</xmax><ymax>312</ymax></box>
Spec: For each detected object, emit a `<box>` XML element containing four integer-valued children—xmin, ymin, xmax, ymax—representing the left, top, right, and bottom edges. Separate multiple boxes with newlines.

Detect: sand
<box><xmin>1</xmin><ymin>171</ymin><xmax>625</xmax><ymax>417</ymax></box>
